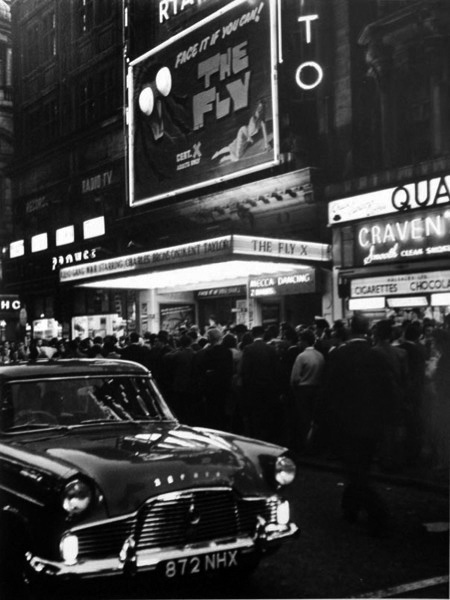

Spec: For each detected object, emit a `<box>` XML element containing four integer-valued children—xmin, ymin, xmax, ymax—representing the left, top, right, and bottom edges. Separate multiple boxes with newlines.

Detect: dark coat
<box><xmin>240</xmin><ymin>339</ymin><xmax>280</xmax><ymax>397</ymax></box>
<box><xmin>120</xmin><ymin>343</ymin><xmax>152</xmax><ymax>370</ymax></box>
<box><xmin>323</xmin><ymin>339</ymin><xmax>394</xmax><ymax>441</ymax></box>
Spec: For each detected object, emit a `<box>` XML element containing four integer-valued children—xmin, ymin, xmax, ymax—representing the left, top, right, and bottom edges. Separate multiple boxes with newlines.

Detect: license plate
<box><xmin>162</xmin><ymin>550</ymin><xmax>239</xmax><ymax>578</ymax></box>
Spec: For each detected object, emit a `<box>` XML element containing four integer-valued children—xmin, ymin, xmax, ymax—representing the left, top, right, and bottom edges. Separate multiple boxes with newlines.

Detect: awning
<box><xmin>59</xmin><ymin>234</ymin><xmax>331</xmax><ymax>292</ymax></box>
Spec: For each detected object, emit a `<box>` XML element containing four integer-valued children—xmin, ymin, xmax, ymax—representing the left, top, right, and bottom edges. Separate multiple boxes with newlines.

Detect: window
<box><xmin>97</xmin><ymin>66</ymin><xmax>120</xmax><ymax>119</ymax></box>
<box><xmin>27</xmin><ymin>106</ymin><xmax>42</xmax><ymax>149</ymax></box>
<box><xmin>25</xmin><ymin>23</ymin><xmax>39</xmax><ymax>73</ymax></box>
<box><xmin>77</xmin><ymin>0</ymin><xmax>94</xmax><ymax>35</ymax></box>
<box><xmin>43</xmin><ymin>99</ymin><xmax>59</xmax><ymax>141</ymax></box>
<box><xmin>78</xmin><ymin>77</ymin><xmax>95</xmax><ymax>127</ymax></box>
<box><xmin>96</xmin><ymin>0</ymin><xmax>110</xmax><ymax>24</ymax></box>
<box><xmin>42</xmin><ymin>11</ymin><xmax>56</xmax><ymax>62</ymax></box>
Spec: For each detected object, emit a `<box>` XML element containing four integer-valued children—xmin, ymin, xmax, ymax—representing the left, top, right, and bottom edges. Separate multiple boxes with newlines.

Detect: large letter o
<box><xmin>295</xmin><ymin>61</ymin><xmax>323</xmax><ymax>90</ymax></box>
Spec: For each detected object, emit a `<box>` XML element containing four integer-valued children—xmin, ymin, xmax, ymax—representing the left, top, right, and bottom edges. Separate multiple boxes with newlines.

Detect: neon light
<box><xmin>295</xmin><ymin>13</ymin><xmax>322</xmax><ymax>91</ymax></box>
<box><xmin>297</xmin><ymin>15</ymin><xmax>318</xmax><ymax>44</ymax></box>
<box><xmin>431</xmin><ymin>293</ymin><xmax>450</xmax><ymax>306</ymax></box>
<box><xmin>387</xmin><ymin>296</ymin><xmax>428</xmax><ymax>308</ymax></box>
<box><xmin>348</xmin><ymin>297</ymin><xmax>385</xmax><ymax>311</ymax></box>
<box><xmin>295</xmin><ymin>61</ymin><xmax>323</xmax><ymax>90</ymax></box>
<box><xmin>31</xmin><ymin>233</ymin><xmax>48</xmax><ymax>253</ymax></box>
<box><xmin>9</xmin><ymin>240</ymin><xmax>24</xmax><ymax>258</ymax></box>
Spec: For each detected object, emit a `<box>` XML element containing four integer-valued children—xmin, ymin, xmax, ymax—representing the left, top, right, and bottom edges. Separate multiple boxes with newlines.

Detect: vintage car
<box><xmin>0</xmin><ymin>358</ymin><xmax>298</xmax><ymax>598</ymax></box>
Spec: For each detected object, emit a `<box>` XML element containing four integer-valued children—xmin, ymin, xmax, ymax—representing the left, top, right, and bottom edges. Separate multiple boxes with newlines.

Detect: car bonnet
<box><xmin>12</xmin><ymin>422</ymin><xmax>274</xmax><ymax>516</ymax></box>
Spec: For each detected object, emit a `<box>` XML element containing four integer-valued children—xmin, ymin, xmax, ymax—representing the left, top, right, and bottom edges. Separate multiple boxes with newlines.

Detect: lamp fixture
<box><xmin>127</xmin><ymin>241</ymin><xmax>144</xmax><ymax>250</ymax></box>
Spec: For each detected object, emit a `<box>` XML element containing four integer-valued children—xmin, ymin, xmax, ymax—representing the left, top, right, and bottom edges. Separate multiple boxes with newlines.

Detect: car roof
<box><xmin>0</xmin><ymin>358</ymin><xmax>150</xmax><ymax>380</ymax></box>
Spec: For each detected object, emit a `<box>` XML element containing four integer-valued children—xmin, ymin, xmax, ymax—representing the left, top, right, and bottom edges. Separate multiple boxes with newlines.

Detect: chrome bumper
<box><xmin>26</xmin><ymin>522</ymin><xmax>299</xmax><ymax>580</ymax></box>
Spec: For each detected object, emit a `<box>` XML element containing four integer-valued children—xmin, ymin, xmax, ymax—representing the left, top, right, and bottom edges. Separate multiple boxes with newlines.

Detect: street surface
<box><xmin>55</xmin><ymin>463</ymin><xmax>448</xmax><ymax>600</ymax></box>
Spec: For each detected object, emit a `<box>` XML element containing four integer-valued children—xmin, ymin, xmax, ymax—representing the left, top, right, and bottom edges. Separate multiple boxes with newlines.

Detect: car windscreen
<box><xmin>0</xmin><ymin>375</ymin><xmax>176</xmax><ymax>432</ymax></box>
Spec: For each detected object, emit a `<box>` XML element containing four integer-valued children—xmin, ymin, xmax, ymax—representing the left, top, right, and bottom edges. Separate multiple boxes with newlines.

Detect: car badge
<box><xmin>188</xmin><ymin>499</ymin><xmax>201</xmax><ymax>526</ymax></box>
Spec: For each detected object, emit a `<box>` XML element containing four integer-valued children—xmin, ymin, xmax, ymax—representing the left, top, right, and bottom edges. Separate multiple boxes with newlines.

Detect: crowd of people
<box><xmin>1</xmin><ymin>315</ymin><xmax>449</xmax><ymax>478</ymax></box>
<box><xmin>1</xmin><ymin>314</ymin><xmax>449</xmax><ymax>535</ymax></box>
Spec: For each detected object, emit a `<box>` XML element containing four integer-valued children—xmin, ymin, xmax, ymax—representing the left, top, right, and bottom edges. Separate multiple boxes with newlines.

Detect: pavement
<box><xmin>295</xmin><ymin>451</ymin><xmax>449</xmax><ymax>495</ymax></box>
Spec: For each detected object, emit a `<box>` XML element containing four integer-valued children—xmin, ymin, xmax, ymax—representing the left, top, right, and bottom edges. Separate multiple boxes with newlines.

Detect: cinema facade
<box><xmin>5</xmin><ymin>0</ymin><xmax>450</xmax><ymax>340</ymax></box>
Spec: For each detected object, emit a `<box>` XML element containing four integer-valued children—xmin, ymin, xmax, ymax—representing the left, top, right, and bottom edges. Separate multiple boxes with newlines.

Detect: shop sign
<box><xmin>81</xmin><ymin>169</ymin><xmax>114</xmax><ymax>194</ymax></box>
<box><xmin>351</xmin><ymin>270</ymin><xmax>450</xmax><ymax>298</ymax></box>
<box><xmin>235</xmin><ymin>235</ymin><xmax>331</xmax><ymax>262</ymax></box>
<box><xmin>249</xmin><ymin>269</ymin><xmax>316</xmax><ymax>298</ymax></box>
<box><xmin>0</xmin><ymin>295</ymin><xmax>21</xmax><ymax>314</ymax></box>
<box><xmin>26</xmin><ymin>196</ymin><xmax>49</xmax><ymax>213</ymax></box>
<box><xmin>60</xmin><ymin>235</ymin><xmax>330</xmax><ymax>283</ymax></box>
<box><xmin>128</xmin><ymin>0</ymin><xmax>277</xmax><ymax>206</ymax></box>
<box><xmin>295</xmin><ymin>13</ymin><xmax>323</xmax><ymax>91</ymax></box>
<box><xmin>197</xmin><ymin>285</ymin><xmax>246</xmax><ymax>298</ymax></box>
<box><xmin>52</xmin><ymin>248</ymin><xmax>97</xmax><ymax>271</ymax></box>
<box><xmin>329</xmin><ymin>175</ymin><xmax>450</xmax><ymax>225</ymax></box>
<box><xmin>60</xmin><ymin>236</ymin><xmax>232</xmax><ymax>282</ymax></box>
<box><xmin>355</xmin><ymin>207</ymin><xmax>450</xmax><ymax>267</ymax></box>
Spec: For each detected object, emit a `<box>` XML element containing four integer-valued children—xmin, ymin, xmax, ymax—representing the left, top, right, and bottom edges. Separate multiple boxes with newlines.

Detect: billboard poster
<box><xmin>128</xmin><ymin>0</ymin><xmax>278</xmax><ymax>206</ymax></box>
<box><xmin>160</xmin><ymin>304</ymin><xmax>196</xmax><ymax>334</ymax></box>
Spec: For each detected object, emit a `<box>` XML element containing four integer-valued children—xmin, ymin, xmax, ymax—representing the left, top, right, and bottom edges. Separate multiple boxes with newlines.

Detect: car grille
<box><xmin>75</xmin><ymin>489</ymin><xmax>276</xmax><ymax>559</ymax></box>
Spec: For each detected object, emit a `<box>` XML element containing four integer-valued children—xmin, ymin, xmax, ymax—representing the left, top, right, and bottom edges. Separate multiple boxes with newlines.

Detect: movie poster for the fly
<box><xmin>128</xmin><ymin>0</ymin><xmax>278</xmax><ymax>206</ymax></box>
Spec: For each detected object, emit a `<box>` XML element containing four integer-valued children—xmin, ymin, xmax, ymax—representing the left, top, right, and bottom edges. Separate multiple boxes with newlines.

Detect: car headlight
<box><xmin>277</xmin><ymin>500</ymin><xmax>291</xmax><ymax>525</ymax></box>
<box><xmin>62</xmin><ymin>479</ymin><xmax>92</xmax><ymax>515</ymax></box>
<box><xmin>275</xmin><ymin>456</ymin><xmax>296</xmax><ymax>486</ymax></box>
<box><xmin>60</xmin><ymin>533</ymin><xmax>79</xmax><ymax>564</ymax></box>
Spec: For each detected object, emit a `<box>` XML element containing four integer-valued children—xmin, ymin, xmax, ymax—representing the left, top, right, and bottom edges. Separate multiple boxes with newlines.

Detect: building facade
<box><xmin>3</xmin><ymin>0</ymin><xmax>450</xmax><ymax>340</ymax></box>
<box><xmin>0</xmin><ymin>0</ymin><xmax>16</xmax><ymax>342</ymax></box>
<box><xmin>327</xmin><ymin>0</ymin><xmax>450</xmax><ymax>326</ymax></box>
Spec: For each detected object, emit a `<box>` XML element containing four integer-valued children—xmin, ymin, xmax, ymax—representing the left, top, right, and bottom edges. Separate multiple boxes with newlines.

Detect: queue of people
<box><xmin>1</xmin><ymin>315</ymin><xmax>449</xmax><ymax>480</ymax></box>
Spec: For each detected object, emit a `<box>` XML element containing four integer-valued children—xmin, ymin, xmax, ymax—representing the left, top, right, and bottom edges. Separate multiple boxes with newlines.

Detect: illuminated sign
<box><xmin>158</xmin><ymin>0</ymin><xmax>221</xmax><ymax>25</ymax></box>
<box><xmin>249</xmin><ymin>268</ymin><xmax>317</xmax><ymax>297</ymax></box>
<box><xmin>351</xmin><ymin>271</ymin><xmax>450</xmax><ymax>298</ymax></box>
<box><xmin>348</xmin><ymin>297</ymin><xmax>385</xmax><ymax>311</ymax></box>
<box><xmin>52</xmin><ymin>248</ymin><xmax>97</xmax><ymax>271</ymax></box>
<box><xmin>60</xmin><ymin>235</ymin><xmax>330</xmax><ymax>283</ymax></box>
<box><xmin>197</xmin><ymin>285</ymin><xmax>246</xmax><ymax>298</ymax></box>
<box><xmin>234</xmin><ymin>235</ymin><xmax>331</xmax><ymax>262</ymax></box>
<box><xmin>0</xmin><ymin>296</ymin><xmax>21</xmax><ymax>312</ymax></box>
<box><xmin>329</xmin><ymin>175</ymin><xmax>450</xmax><ymax>225</ymax></box>
<box><xmin>354</xmin><ymin>207</ymin><xmax>450</xmax><ymax>266</ymax></box>
<box><xmin>56</xmin><ymin>225</ymin><xmax>75</xmax><ymax>247</ymax></box>
<box><xmin>295</xmin><ymin>14</ymin><xmax>323</xmax><ymax>90</ymax></box>
<box><xmin>83</xmin><ymin>216</ymin><xmax>105</xmax><ymax>240</ymax></box>
<box><xmin>128</xmin><ymin>0</ymin><xmax>278</xmax><ymax>206</ymax></box>
<box><xmin>9</xmin><ymin>240</ymin><xmax>24</xmax><ymax>258</ymax></box>
<box><xmin>31</xmin><ymin>233</ymin><xmax>48</xmax><ymax>253</ymax></box>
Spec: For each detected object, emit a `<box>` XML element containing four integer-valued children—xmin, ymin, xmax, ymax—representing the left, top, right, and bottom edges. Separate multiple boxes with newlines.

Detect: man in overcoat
<box><xmin>323</xmin><ymin>314</ymin><xmax>394</xmax><ymax>536</ymax></box>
